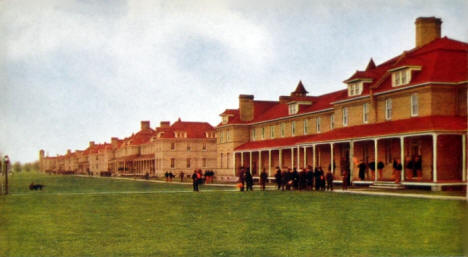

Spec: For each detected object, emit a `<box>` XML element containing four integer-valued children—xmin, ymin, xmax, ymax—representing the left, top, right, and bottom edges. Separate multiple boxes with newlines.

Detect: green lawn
<box><xmin>0</xmin><ymin>172</ymin><xmax>466</xmax><ymax>257</ymax></box>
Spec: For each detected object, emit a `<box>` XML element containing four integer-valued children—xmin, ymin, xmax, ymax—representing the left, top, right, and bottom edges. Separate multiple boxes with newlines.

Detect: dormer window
<box><xmin>348</xmin><ymin>81</ymin><xmax>363</xmax><ymax>96</ymax></box>
<box><xmin>288</xmin><ymin>103</ymin><xmax>298</xmax><ymax>115</ymax></box>
<box><xmin>222</xmin><ymin>116</ymin><xmax>229</xmax><ymax>124</ymax></box>
<box><xmin>390</xmin><ymin>66</ymin><xmax>421</xmax><ymax>87</ymax></box>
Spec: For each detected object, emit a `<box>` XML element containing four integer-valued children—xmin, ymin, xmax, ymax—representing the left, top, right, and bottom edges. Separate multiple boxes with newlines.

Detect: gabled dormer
<box><xmin>388</xmin><ymin>66</ymin><xmax>422</xmax><ymax>87</ymax></box>
<box><xmin>288</xmin><ymin>81</ymin><xmax>313</xmax><ymax>115</ymax></box>
<box><xmin>344</xmin><ymin>59</ymin><xmax>375</xmax><ymax>97</ymax></box>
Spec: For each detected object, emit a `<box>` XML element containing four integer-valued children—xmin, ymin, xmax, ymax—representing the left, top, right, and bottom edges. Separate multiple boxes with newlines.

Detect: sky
<box><xmin>1</xmin><ymin>0</ymin><xmax>467</xmax><ymax>163</ymax></box>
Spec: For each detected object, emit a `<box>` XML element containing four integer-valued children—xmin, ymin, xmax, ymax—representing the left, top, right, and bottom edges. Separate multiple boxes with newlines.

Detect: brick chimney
<box><xmin>415</xmin><ymin>17</ymin><xmax>442</xmax><ymax>48</ymax></box>
<box><xmin>141</xmin><ymin>120</ymin><xmax>150</xmax><ymax>130</ymax></box>
<box><xmin>239</xmin><ymin>94</ymin><xmax>254</xmax><ymax>122</ymax></box>
<box><xmin>89</xmin><ymin>141</ymin><xmax>95</xmax><ymax>148</ymax></box>
<box><xmin>111</xmin><ymin>137</ymin><xmax>119</xmax><ymax>148</ymax></box>
<box><xmin>160</xmin><ymin>121</ymin><xmax>170</xmax><ymax>128</ymax></box>
<box><xmin>67</xmin><ymin>149</ymin><xmax>71</xmax><ymax>155</ymax></box>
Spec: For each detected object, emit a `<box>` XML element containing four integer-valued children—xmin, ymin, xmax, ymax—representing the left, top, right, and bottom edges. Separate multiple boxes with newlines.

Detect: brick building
<box><xmin>216</xmin><ymin>17</ymin><xmax>467</xmax><ymax>190</ymax></box>
<box><xmin>40</xmin><ymin>119</ymin><xmax>217</xmax><ymax>178</ymax></box>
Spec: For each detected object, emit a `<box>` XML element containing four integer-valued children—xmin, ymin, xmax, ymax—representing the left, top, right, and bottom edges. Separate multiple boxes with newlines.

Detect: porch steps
<box><xmin>369</xmin><ymin>181</ymin><xmax>405</xmax><ymax>190</ymax></box>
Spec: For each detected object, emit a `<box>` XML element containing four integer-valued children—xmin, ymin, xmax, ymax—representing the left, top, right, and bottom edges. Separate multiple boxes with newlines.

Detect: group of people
<box><xmin>274</xmin><ymin>166</ymin><xmax>334</xmax><ymax>191</ymax></box>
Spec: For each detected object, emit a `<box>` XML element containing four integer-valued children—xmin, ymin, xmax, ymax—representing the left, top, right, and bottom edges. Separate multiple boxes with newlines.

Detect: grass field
<box><xmin>0</xmin><ymin>172</ymin><xmax>466</xmax><ymax>257</ymax></box>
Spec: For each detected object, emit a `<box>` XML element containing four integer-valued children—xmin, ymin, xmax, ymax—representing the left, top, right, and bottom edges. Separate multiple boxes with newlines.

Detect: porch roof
<box><xmin>235</xmin><ymin>115</ymin><xmax>467</xmax><ymax>151</ymax></box>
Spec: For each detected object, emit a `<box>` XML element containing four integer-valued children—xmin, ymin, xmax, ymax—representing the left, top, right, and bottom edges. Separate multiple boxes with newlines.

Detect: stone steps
<box><xmin>370</xmin><ymin>181</ymin><xmax>405</xmax><ymax>190</ymax></box>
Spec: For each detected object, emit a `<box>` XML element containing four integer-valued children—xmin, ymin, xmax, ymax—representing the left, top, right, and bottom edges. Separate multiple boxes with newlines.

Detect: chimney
<box><xmin>160</xmin><ymin>121</ymin><xmax>170</xmax><ymax>128</ymax></box>
<box><xmin>415</xmin><ymin>17</ymin><xmax>442</xmax><ymax>48</ymax></box>
<box><xmin>89</xmin><ymin>141</ymin><xmax>95</xmax><ymax>148</ymax></box>
<box><xmin>239</xmin><ymin>94</ymin><xmax>254</xmax><ymax>122</ymax></box>
<box><xmin>141</xmin><ymin>120</ymin><xmax>150</xmax><ymax>130</ymax></box>
<box><xmin>279</xmin><ymin>96</ymin><xmax>291</xmax><ymax>104</ymax></box>
<box><xmin>67</xmin><ymin>149</ymin><xmax>71</xmax><ymax>155</ymax></box>
<box><xmin>111</xmin><ymin>137</ymin><xmax>119</xmax><ymax>148</ymax></box>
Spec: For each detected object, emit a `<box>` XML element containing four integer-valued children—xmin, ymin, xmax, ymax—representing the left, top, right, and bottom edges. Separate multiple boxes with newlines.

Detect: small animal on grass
<box><xmin>29</xmin><ymin>183</ymin><xmax>45</xmax><ymax>191</ymax></box>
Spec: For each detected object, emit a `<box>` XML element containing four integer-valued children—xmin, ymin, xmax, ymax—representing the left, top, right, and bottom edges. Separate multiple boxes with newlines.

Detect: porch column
<box><xmin>258</xmin><ymin>150</ymin><xmax>262</xmax><ymax>174</ymax></box>
<box><xmin>249</xmin><ymin>152</ymin><xmax>253</xmax><ymax>171</ymax></box>
<box><xmin>400</xmin><ymin>137</ymin><xmax>405</xmax><ymax>182</ymax></box>
<box><xmin>303</xmin><ymin>146</ymin><xmax>307</xmax><ymax>168</ymax></box>
<box><xmin>374</xmin><ymin>139</ymin><xmax>378</xmax><ymax>181</ymax></box>
<box><xmin>291</xmin><ymin>147</ymin><xmax>294</xmax><ymax>169</ymax></box>
<box><xmin>462</xmin><ymin>134</ymin><xmax>466</xmax><ymax>182</ymax></box>
<box><xmin>312</xmin><ymin>145</ymin><xmax>316</xmax><ymax>170</ymax></box>
<box><xmin>279</xmin><ymin>149</ymin><xmax>283</xmax><ymax>168</ymax></box>
<box><xmin>268</xmin><ymin>150</ymin><xmax>272</xmax><ymax>177</ymax></box>
<box><xmin>330</xmin><ymin>143</ymin><xmax>335</xmax><ymax>174</ymax></box>
<box><xmin>233</xmin><ymin>152</ymin><xmax>236</xmax><ymax>176</ymax></box>
<box><xmin>433</xmin><ymin>134</ymin><xmax>438</xmax><ymax>182</ymax></box>
<box><xmin>241</xmin><ymin>152</ymin><xmax>244</xmax><ymax>167</ymax></box>
<box><xmin>297</xmin><ymin>146</ymin><xmax>300</xmax><ymax>169</ymax></box>
<box><xmin>349</xmin><ymin>141</ymin><xmax>353</xmax><ymax>179</ymax></box>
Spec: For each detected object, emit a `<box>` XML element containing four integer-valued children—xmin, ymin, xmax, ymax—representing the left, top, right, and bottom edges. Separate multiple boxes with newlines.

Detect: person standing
<box><xmin>314</xmin><ymin>167</ymin><xmax>322</xmax><ymax>191</ymax></box>
<box><xmin>274</xmin><ymin>167</ymin><xmax>282</xmax><ymax>190</ymax></box>
<box><xmin>292</xmin><ymin>168</ymin><xmax>299</xmax><ymax>190</ymax></box>
<box><xmin>306</xmin><ymin>166</ymin><xmax>314</xmax><ymax>190</ymax></box>
<box><xmin>245</xmin><ymin>170</ymin><xmax>253</xmax><ymax>191</ymax></box>
<box><xmin>281</xmin><ymin>169</ymin><xmax>288</xmax><ymax>191</ymax></box>
<box><xmin>415</xmin><ymin>155</ymin><xmax>422</xmax><ymax>180</ymax></box>
<box><xmin>377</xmin><ymin>161</ymin><xmax>384</xmax><ymax>181</ymax></box>
<box><xmin>192</xmin><ymin>170</ymin><xmax>199</xmax><ymax>192</ymax></box>
<box><xmin>260</xmin><ymin>168</ymin><xmax>268</xmax><ymax>191</ymax></box>
<box><xmin>393</xmin><ymin>159</ymin><xmax>402</xmax><ymax>183</ymax></box>
<box><xmin>368</xmin><ymin>159</ymin><xmax>376</xmax><ymax>180</ymax></box>
<box><xmin>179</xmin><ymin>171</ymin><xmax>185</xmax><ymax>182</ymax></box>
<box><xmin>326</xmin><ymin>171</ymin><xmax>334</xmax><ymax>191</ymax></box>
<box><xmin>358</xmin><ymin>160</ymin><xmax>366</xmax><ymax>180</ymax></box>
<box><xmin>342</xmin><ymin>169</ymin><xmax>349</xmax><ymax>190</ymax></box>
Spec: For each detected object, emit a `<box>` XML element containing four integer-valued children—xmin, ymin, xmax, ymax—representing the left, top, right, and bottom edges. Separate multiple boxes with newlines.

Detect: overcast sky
<box><xmin>1</xmin><ymin>0</ymin><xmax>467</xmax><ymax>163</ymax></box>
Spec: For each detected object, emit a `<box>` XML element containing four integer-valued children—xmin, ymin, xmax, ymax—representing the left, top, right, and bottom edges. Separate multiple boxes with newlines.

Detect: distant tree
<box><xmin>23</xmin><ymin>163</ymin><xmax>32</xmax><ymax>172</ymax></box>
<box><xmin>32</xmin><ymin>161</ymin><xmax>40</xmax><ymax>171</ymax></box>
<box><xmin>13</xmin><ymin>161</ymin><xmax>22</xmax><ymax>173</ymax></box>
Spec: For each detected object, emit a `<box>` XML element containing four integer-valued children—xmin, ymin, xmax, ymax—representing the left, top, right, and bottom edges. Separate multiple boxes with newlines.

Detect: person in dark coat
<box><xmin>342</xmin><ymin>169</ymin><xmax>349</xmax><ymax>190</ymax></box>
<box><xmin>274</xmin><ymin>167</ymin><xmax>282</xmax><ymax>190</ymax></box>
<box><xmin>291</xmin><ymin>168</ymin><xmax>299</xmax><ymax>190</ymax></box>
<box><xmin>260</xmin><ymin>168</ymin><xmax>268</xmax><ymax>191</ymax></box>
<box><xmin>377</xmin><ymin>161</ymin><xmax>384</xmax><ymax>180</ymax></box>
<box><xmin>165</xmin><ymin>171</ymin><xmax>169</xmax><ymax>182</ymax></box>
<box><xmin>414</xmin><ymin>155</ymin><xmax>422</xmax><ymax>180</ymax></box>
<box><xmin>358</xmin><ymin>160</ymin><xmax>366</xmax><ymax>180</ymax></box>
<box><xmin>368</xmin><ymin>159</ymin><xmax>376</xmax><ymax>180</ymax></box>
<box><xmin>405</xmin><ymin>156</ymin><xmax>414</xmax><ymax>180</ymax></box>
<box><xmin>298</xmin><ymin>168</ymin><xmax>307</xmax><ymax>190</ymax></box>
<box><xmin>179</xmin><ymin>171</ymin><xmax>184</xmax><ymax>182</ymax></box>
<box><xmin>393</xmin><ymin>159</ymin><xmax>402</xmax><ymax>183</ymax></box>
<box><xmin>245</xmin><ymin>170</ymin><xmax>253</xmax><ymax>191</ymax></box>
<box><xmin>238</xmin><ymin>167</ymin><xmax>245</xmax><ymax>191</ymax></box>
<box><xmin>192</xmin><ymin>170</ymin><xmax>199</xmax><ymax>192</ymax></box>
<box><xmin>306</xmin><ymin>166</ymin><xmax>314</xmax><ymax>190</ymax></box>
<box><xmin>319</xmin><ymin>167</ymin><xmax>326</xmax><ymax>190</ymax></box>
<box><xmin>326</xmin><ymin>171</ymin><xmax>334</xmax><ymax>191</ymax></box>
<box><xmin>281</xmin><ymin>170</ymin><xmax>288</xmax><ymax>191</ymax></box>
<box><xmin>314</xmin><ymin>167</ymin><xmax>322</xmax><ymax>191</ymax></box>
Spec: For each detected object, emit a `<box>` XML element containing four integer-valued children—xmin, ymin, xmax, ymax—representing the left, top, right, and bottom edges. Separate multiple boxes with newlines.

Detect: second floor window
<box><xmin>170</xmin><ymin>158</ymin><xmax>175</xmax><ymax>168</ymax></box>
<box><xmin>363</xmin><ymin>103</ymin><xmax>369</xmax><ymax>124</ymax></box>
<box><xmin>342</xmin><ymin>107</ymin><xmax>348</xmax><ymax>127</ymax></box>
<box><xmin>291</xmin><ymin>121</ymin><xmax>296</xmax><ymax>136</ymax></box>
<box><xmin>261</xmin><ymin>127</ymin><xmax>265</xmax><ymax>139</ymax></box>
<box><xmin>186</xmin><ymin>158</ymin><xmax>191</xmax><ymax>168</ymax></box>
<box><xmin>281</xmin><ymin>123</ymin><xmax>285</xmax><ymax>137</ymax></box>
<box><xmin>270</xmin><ymin>125</ymin><xmax>275</xmax><ymax>139</ymax></box>
<box><xmin>303</xmin><ymin>119</ymin><xmax>308</xmax><ymax>134</ymax></box>
<box><xmin>330</xmin><ymin>114</ymin><xmax>334</xmax><ymax>129</ymax></box>
<box><xmin>411</xmin><ymin>93</ymin><xmax>418</xmax><ymax>116</ymax></box>
<box><xmin>316</xmin><ymin>117</ymin><xmax>321</xmax><ymax>133</ymax></box>
<box><xmin>202</xmin><ymin>143</ymin><xmax>206</xmax><ymax>151</ymax></box>
<box><xmin>251</xmin><ymin>129</ymin><xmax>256</xmax><ymax>141</ymax></box>
<box><xmin>171</xmin><ymin>142</ymin><xmax>175</xmax><ymax>150</ymax></box>
<box><xmin>385</xmin><ymin>98</ymin><xmax>392</xmax><ymax>120</ymax></box>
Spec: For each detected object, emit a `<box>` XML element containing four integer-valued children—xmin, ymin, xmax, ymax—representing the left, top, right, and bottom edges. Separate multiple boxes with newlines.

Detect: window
<box><xmin>220</xmin><ymin>153</ymin><xmax>223</xmax><ymax>168</ymax></box>
<box><xmin>270</xmin><ymin>125</ymin><xmax>275</xmax><ymax>139</ymax></box>
<box><xmin>316</xmin><ymin>117</ymin><xmax>321</xmax><ymax>133</ymax></box>
<box><xmin>303</xmin><ymin>119</ymin><xmax>308</xmax><ymax>134</ymax></box>
<box><xmin>171</xmin><ymin>142</ymin><xmax>175</xmax><ymax>150</ymax></box>
<box><xmin>170</xmin><ymin>158</ymin><xmax>175</xmax><ymax>168</ymax></box>
<box><xmin>202</xmin><ymin>158</ymin><xmax>207</xmax><ymax>168</ymax></box>
<box><xmin>222</xmin><ymin>116</ymin><xmax>229</xmax><ymax>124</ymax></box>
<box><xmin>342</xmin><ymin>107</ymin><xmax>348</xmax><ymax>126</ymax></box>
<box><xmin>411</xmin><ymin>93</ymin><xmax>418</xmax><ymax>117</ymax></box>
<box><xmin>226</xmin><ymin>130</ymin><xmax>230</xmax><ymax>142</ymax></box>
<box><xmin>187</xmin><ymin>144</ymin><xmax>191</xmax><ymax>151</ymax></box>
<box><xmin>348</xmin><ymin>82</ymin><xmax>363</xmax><ymax>96</ymax></box>
<box><xmin>226</xmin><ymin>153</ymin><xmax>230</xmax><ymax>168</ymax></box>
<box><xmin>261</xmin><ymin>127</ymin><xmax>265</xmax><ymax>139</ymax></box>
<box><xmin>186</xmin><ymin>158</ymin><xmax>191</xmax><ymax>168</ymax></box>
<box><xmin>291</xmin><ymin>121</ymin><xmax>296</xmax><ymax>136</ymax></box>
<box><xmin>281</xmin><ymin>123</ymin><xmax>285</xmax><ymax>137</ymax></box>
<box><xmin>289</xmin><ymin>103</ymin><xmax>298</xmax><ymax>115</ymax></box>
<box><xmin>385</xmin><ymin>98</ymin><xmax>392</xmax><ymax>120</ymax></box>
<box><xmin>251</xmin><ymin>129</ymin><xmax>256</xmax><ymax>141</ymax></box>
<box><xmin>202</xmin><ymin>143</ymin><xmax>206</xmax><ymax>151</ymax></box>
<box><xmin>330</xmin><ymin>114</ymin><xmax>335</xmax><ymax>129</ymax></box>
<box><xmin>392</xmin><ymin>69</ymin><xmax>411</xmax><ymax>87</ymax></box>
<box><xmin>363</xmin><ymin>103</ymin><xmax>369</xmax><ymax>124</ymax></box>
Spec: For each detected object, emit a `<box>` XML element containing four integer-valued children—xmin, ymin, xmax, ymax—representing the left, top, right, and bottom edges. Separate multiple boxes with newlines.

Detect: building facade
<box><xmin>216</xmin><ymin>17</ymin><xmax>467</xmax><ymax>190</ymax></box>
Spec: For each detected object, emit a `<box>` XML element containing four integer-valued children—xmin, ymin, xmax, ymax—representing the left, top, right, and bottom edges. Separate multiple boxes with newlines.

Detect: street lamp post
<box><xmin>3</xmin><ymin>155</ymin><xmax>9</xmax><ymax>195</ymax></box>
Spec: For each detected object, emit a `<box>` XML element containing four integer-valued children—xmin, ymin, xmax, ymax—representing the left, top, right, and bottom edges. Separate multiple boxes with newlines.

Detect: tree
<box><xmin>13</xmin><ymin>161</ymin><xmax>22</xmax><ymax>173</ymax></box>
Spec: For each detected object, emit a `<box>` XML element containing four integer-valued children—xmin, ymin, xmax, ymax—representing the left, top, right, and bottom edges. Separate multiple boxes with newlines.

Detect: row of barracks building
<box><xmin>40</xmin><ymin>17</ymin><xmax>468</xmax><ymax>191</ymax></box>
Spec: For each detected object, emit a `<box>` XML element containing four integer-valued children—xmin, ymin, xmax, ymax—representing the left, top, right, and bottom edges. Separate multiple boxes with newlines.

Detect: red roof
<box><xmin>219</xmin><ymin>37</ymin><xmax>468</xmax><ymax>127</ymax></box>
<box><xmin>155</xmin><ymin>120</ymin><xmax>215</xmax><ymax>139</ymax></box>
<box><xmin>235</xmin><ymin>116</ymin><xmax>467</xmax><ymax>151</ymax></box>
